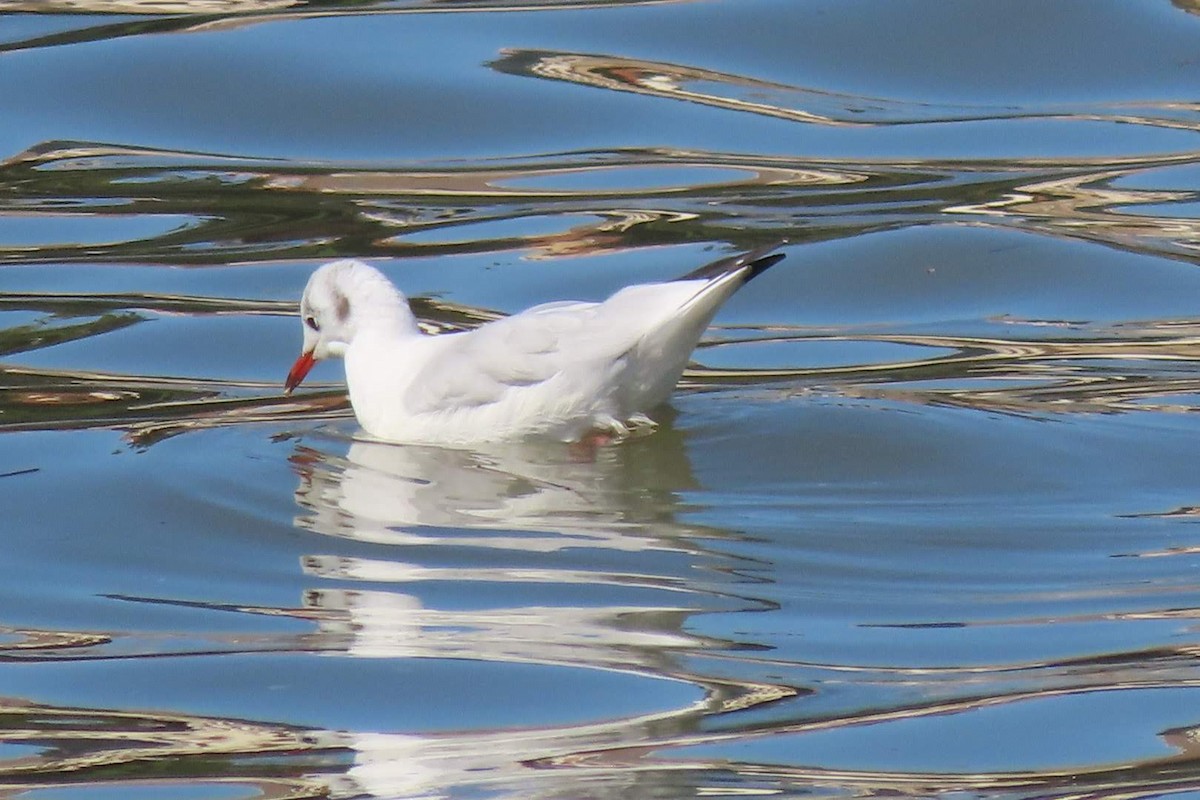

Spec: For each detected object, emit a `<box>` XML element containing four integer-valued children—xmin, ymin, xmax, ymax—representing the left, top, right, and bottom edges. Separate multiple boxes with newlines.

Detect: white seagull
<box><xmin>284</xmin><ymin>242</ymin><xmax>787</xmax><ymax>444</ymax></box>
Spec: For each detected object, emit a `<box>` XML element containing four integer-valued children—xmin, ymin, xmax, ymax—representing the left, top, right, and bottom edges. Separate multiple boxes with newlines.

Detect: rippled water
<box><xmin>4</xmin><ymin>1</ymin><xmax>1200</xmax><ymax>798</ymax></box>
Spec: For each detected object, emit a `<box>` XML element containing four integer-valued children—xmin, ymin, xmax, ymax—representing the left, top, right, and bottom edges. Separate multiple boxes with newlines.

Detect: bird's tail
<box><xmin>676</xmin><ymin>239</ymin><xmax>789</xmax><ymax>284</ymax></box>
<box><xmin>622</xmin><ymin>241</ymin><xmax>789</xmax><ymax>411</ymax></box>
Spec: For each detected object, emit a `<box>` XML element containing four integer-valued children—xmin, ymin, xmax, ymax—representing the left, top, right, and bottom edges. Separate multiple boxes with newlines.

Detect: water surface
<box><xmin>4</xmin><ymin>1</ymin><xmax>1200</xmax><ymax>798</ymax></box>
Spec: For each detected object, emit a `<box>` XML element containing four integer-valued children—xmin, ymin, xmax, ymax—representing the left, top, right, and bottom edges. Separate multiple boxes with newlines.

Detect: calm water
<box><xmin>4</xmin><ymin>1</ymin><xmax>1200</xmax><ymax>798</ymax></box>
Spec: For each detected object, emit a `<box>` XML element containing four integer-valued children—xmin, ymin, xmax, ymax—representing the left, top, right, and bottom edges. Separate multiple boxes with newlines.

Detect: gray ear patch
<box><xmin>334</xmin><ymin>290</ymin><xmax>351</xmax><ymax>323</ymax></box>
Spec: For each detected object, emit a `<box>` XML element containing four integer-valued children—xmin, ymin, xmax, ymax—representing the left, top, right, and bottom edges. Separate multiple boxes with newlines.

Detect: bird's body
<box><xmin>286</xmin><ymin>243</ymin><xmax>787</xmax><ymax>444</ymax></box>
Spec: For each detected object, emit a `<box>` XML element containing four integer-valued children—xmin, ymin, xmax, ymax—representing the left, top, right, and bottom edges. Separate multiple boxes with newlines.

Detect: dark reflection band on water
<box><xmin>3</xmin><ymin>140</ymin><xmax>1198</xmax><ymax>271</ymax></box>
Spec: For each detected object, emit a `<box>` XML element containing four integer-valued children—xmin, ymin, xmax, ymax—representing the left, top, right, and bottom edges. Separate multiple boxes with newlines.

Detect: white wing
<box><xmin>403</xmin><ymin>280</ymin><xmax>717</xmax><ymax>416</ymax></box>
<box><xmin>403</xmin><ymin>300</ymin><xmax>602</xmax><ymax>414</ymax></box>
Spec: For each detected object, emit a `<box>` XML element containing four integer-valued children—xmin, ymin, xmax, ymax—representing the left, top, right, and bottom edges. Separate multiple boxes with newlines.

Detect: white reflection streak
<box><xmin>294</xmin><ymin>436</ymin><xmax>707</xmax><ymax>549</ymax></box>
<box><xmin>304</xmin><ymin>553</ymin><xmax>690</xmax><ymax>592</ymax></box>
<box><xmin>306</xmin><ymin>587</ymin><xmax>699</xmax><ymax>661</ymax></box>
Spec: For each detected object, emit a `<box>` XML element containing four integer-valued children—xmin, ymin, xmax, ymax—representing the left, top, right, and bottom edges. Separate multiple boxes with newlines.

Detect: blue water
<box><xmin>4</xmin><ymin>1</ymin><xmax>1200</xmax><ymax>798</ymax></box>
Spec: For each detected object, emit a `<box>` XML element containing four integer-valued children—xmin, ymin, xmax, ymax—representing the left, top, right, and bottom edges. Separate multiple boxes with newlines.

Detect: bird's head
<box><xmin>284</xmin><ymin>259</ymin><xmax>410</xmax><ymax>394</ymax></box>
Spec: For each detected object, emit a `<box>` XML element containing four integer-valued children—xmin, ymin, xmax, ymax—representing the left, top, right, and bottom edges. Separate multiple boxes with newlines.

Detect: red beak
<box><xmin>284</xmin><ymin>350</ymin><xmax>317</xmax><ymax>395</ymax></box>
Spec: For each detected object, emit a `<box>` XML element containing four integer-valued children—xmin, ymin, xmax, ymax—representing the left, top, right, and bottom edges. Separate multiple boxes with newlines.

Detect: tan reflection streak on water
<box><xmin>0</xmin><ymin>0</ymin><xmax>685</xmax><ymax>18</ymax></box>
<box><xmin>265</xmin><ymin>160</ymin><xmax>843</xmax><ymax>196</ymax></box>
<box><xmin>494</xmin><ymin>49</ymin><xmax>1200</xmax><ymax>132</ymax></box>
<box><xmin>0</xmin><ymin>699</ymin><xmax>327</xmax><ymax>798</ymax></box>
<box><xmin>687</xmin><ymin>324</ymin><xmax>1200</xmax><ymax>415</ymax></box>
<box><xmin>0</xmin><ymin>0</ymin><xmax>298</xmax><ymax>10</ymax></box>
<box><xmin>947</xmin><ymin>165</ymin><xmax>1200</xmax><ymax>258</ymax></box>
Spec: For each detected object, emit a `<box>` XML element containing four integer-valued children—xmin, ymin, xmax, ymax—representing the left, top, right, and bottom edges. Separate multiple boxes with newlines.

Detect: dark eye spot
<box><xmin>304</xmin><ymin>315</ymin><xmax>320</xmax><ymax>332</ymax></box>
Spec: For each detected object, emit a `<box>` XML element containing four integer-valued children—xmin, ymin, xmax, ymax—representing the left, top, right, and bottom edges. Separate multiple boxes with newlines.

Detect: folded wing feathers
<box><xmin>407</xmin><ymin>303</ymin><xmax>597</xmax><ymax>412</ymax></box>
<box><xmin>405</xmin><ymin>242</ymin><xmax>787</xmax><ymax>416</ymax></box>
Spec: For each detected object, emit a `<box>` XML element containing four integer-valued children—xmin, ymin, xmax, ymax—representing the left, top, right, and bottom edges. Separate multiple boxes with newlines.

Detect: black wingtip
<box><xmin>678</xmin><ymin>239</ymin><xmax>789</xmax><ymax>283</ymax></box>
<box><xmin>743</xmin><ymin>252</ymin><xmax>787</xmax><ymax>282</ymax></box>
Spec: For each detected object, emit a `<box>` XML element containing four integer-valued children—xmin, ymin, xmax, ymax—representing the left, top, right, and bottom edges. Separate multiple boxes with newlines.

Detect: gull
<box><xmin>284</xmin><ymin>242</ymin><xmax>787</xmax><ymax>444</ymax></box>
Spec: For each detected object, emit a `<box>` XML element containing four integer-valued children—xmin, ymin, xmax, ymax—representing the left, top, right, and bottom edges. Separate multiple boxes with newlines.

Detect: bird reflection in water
<box><xmin>290</xmin><ymin>414</ymin><xmax>711</xmax><ymax>544</ymax></box>
<box><xmin>285</xmin><ymin>425</ymin><xmax>793</xmax><ymax>799</ymax></box>
<box><xmin>288</xmin><ymin>417</ymin><xmax>778</xmax><ymax>664</ymax></box>
<box><xmin>286</xmin><ymin>419</ymin><xmax>769</xmax><ymax>670</ymax></box>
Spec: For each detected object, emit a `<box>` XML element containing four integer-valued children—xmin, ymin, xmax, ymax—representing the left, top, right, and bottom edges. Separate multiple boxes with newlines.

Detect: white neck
<box><xmin>358</xmin><ymin>296</ymin><xmax>421</xmax><ymax>340</ymax></box>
